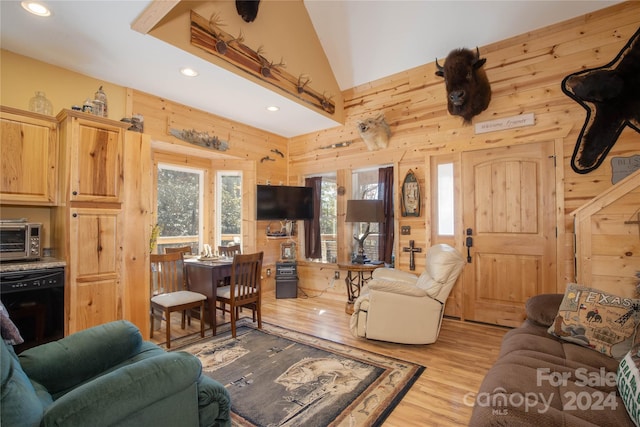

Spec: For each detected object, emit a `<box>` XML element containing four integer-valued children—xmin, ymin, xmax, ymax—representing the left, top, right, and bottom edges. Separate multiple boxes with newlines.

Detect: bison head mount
<box><xmin>236</xmin><ymin>0</ymin><xmax>260</xmax><ymax>23</ymax></box>
<box><xmin>357</xmin><ymin>113</ymin><xmax>391</xmax><ymax>151</ymax></box>
<box><xmin>435</xmin><ymin>47</ymin><xmax>492</xmax><ymax>124</ymax></box>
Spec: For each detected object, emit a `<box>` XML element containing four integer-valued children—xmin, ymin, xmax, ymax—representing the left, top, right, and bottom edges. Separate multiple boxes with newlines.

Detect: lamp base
<box><xmin>352</xmin><ymin>254</ymin><xmax>366</xmax><ymax>264</ymax></box>
<box><xmin>352</xmin><ymin>229</ymin><xmax>369</xmax><ymax>264</ymax></box>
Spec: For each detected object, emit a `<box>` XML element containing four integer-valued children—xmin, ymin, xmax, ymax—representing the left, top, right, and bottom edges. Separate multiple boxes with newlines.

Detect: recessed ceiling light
<box><xmin>21</xmin><ymin>1</ymin><xmax>51</xmax><ymax>17</ymax></box>
<box><xmin>180</xmin><ymin>67</ymin><xmax>198</xmax><ymax>77</ymax></box>
<box><xmin>266</xmin><ymin>106</ymin><xmax>280</xmax><ymax>112</ymax></box>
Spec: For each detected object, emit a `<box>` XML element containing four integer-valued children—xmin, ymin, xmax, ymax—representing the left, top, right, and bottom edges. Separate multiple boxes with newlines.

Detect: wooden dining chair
<box><xmin>164</xmin><ymin>245</ymin><xmax>198</xmax><ymax>323</ymax></box>
<box><xmin>215</xmin><ymin>251</ymin><xmax>263</xmax><ymax>337</ymax></box>
<box><xmin>150</xmin><ymin>252</ymin><xmax>206</xmax><ymax>348</ymax></box>
<box><xmin>216</xmin><ymin>244</ymin><xmax>242</xmax><ymax>314</ymax></box>
<box><xmin>218</xmin><ymin>244</ymin><xmax>241</xmax><ymax>257</ymax></box>
<box><xmin>165</xmin><ymin>246</ymin><xmax>193</xmax><ymax>255</ymax></box>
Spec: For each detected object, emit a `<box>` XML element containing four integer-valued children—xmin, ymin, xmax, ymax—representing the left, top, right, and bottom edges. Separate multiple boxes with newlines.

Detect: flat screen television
<box><xmin>256</xmin><ymin>185</ymin><xmax>314</xmax><ymax>220</ymax></box>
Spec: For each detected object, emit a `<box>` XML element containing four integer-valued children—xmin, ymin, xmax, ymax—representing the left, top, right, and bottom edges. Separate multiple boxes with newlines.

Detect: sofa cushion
<box><xmin>415</xmin><ymin>271</ymin><xmax>441</xmax><ymax>298</ymax></box>
<box><xmin>42</xmin><ymin>352</ymin><xmax>201</xmax><ymax>427</ymax></box>
<box><xmin>20</xmin><ymin>320</ymin><xmax>143</xmax><ymax>395</ymax></box>
<box><xmin>368</xmin><ymin>279</ymin><xmax>428</xmax><ymax>297</ymax></box>
<box><xmin>1</xmin><ymin>340</ymin><xmax>44</xmax><ymax>427</ymax></box>
<box><xmin>424</xmin><ymin>244</ymin><xmax>464</xmax><ymax>285</ymax></box>
<box><xmin>470</xmin><ymin>316</ymin><xmax>633</xmax><ymax>427</ymax></box>
<box><xmin>547</xmin><ymin>283</ymin><xmax>640</xmax><ymax>360</ymax></box>
<box><xmin>525</xmin><ymin>293</ymin><xmax>564</xmax><ymax>327</ymax></box>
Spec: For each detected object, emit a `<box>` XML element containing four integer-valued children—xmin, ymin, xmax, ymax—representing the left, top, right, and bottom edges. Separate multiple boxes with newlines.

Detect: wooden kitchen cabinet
<box><xmin>66</xmin><ymin>207</ymin><xmax>122</xmax><ymax>332</ymax></box>
<box><xmin>57</xmin><ymin>109</ymin><xmax>128</xmax><ymax>203</ymax></box>
<box><xmin>53</xmin><ymin>110</ymin><xmax>132</xmax><ymax>334</ymax></box>
<box><xmin>0</xmin><ymin>106</ymin><xmax>58</xmax><ymax>205</ymax></box>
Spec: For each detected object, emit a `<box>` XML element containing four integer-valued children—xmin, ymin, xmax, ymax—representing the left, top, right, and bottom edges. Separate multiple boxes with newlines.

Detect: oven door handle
<box><xmin>2</xmin><ymin>270</ymin><xmax>61</xmax><ymax>282</ymax></box>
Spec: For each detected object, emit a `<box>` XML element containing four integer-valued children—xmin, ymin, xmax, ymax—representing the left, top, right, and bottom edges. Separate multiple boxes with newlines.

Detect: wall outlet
<box><xmin>401</xmin><ymin>225</ymin><xmax>411</xmax><ymax>235</ymax></box>
<box><xmin>266</xmin><ymin>268</ymin><xmax>271</xmax><ymax>277</ymax></box>
<box><xmin>334</xmin><ymin>271</ymin><xmax>340</xmax><ymax>279</ymax></box>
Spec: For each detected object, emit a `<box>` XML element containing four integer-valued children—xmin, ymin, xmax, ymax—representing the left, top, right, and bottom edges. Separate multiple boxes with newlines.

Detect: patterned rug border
<box><xmin>173</xmin><ymin>319</ymin><xmax>425</xmax><ymax>426</ymax></box>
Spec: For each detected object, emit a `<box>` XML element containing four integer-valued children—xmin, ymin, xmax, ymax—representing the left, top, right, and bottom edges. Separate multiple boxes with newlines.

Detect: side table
<box><xmin>338</xmin><ymin>262</ymin><xmax>384</xmax><ymax>314</ymax></box>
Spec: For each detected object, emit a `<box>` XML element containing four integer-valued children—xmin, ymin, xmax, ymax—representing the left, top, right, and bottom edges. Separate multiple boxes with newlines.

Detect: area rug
<box><xmin>176</xmin><ymin>320</ymin><xmax>424</xmax><ymax>427</ymax></box>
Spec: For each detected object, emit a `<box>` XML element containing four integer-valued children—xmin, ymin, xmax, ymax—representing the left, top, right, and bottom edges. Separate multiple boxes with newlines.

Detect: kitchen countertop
<box><xmin>0</xmin><ymin>257</ymin><xmax>66</xmax><ymax>273</ymax></box>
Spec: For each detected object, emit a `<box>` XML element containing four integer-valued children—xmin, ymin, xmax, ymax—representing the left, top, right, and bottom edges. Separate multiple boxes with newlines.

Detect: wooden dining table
<box><xmin>184</xmin><ymin>258</ymin><xmax>233</xmax><ymax>333</ymax></box>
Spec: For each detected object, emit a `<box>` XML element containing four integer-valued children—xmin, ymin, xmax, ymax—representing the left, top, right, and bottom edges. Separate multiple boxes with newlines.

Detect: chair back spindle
<box><xmin>231</xmin><ymin>255</ymin><xmax>261</xmax><ymax>303</ymax></box>
<box><xmin>150</xmin><ymin>252</ymin><xmax>185</xmax><ymax>295</ymax></box>
<box><xmin>218</xmin><ymin>244</ymin><xmax>241</xmax><ymax>257</ymax></box>
<box><xmin>165</xmin><ymin>246</ymin><xmax>193</xmax><ymax>255</ymax></box>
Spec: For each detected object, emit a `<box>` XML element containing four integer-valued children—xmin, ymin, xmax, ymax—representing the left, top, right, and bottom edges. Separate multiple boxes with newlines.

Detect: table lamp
<box><xmin>345</xmin><ymin>199</ymin><xmax>385</xmax><ymax>264</ymax></box>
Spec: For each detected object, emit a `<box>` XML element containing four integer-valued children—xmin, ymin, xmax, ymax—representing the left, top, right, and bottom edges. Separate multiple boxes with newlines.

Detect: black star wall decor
<box><xmin>562</xmin><ymin>27</ymin><xmax>640</xmax><ymax>174</ymax></box>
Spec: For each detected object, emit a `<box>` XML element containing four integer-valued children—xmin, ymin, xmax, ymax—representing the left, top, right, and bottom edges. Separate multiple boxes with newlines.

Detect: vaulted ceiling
<box><xmin>0</xmin><ymin>0</ymin><xmax>621</xmax><ymax>137</ymax></box>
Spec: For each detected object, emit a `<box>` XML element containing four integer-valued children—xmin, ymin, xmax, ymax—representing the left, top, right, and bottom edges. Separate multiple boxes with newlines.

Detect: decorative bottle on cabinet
<box><xmin>28</xmin><ymin>91</ymin><xmax>53</xmax><ymax>115</ymax></box>
<box><xmin>94</xmin><ymin>86</ymin><xmax>108</xmax><ymax>118</ymax></box>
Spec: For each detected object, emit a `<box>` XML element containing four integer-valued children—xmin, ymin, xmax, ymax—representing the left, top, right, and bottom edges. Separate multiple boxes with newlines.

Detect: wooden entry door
<box><xmin>462</xmin><ymin>142</ymin><xmax>556</xmax><ymax>327</ymax></box>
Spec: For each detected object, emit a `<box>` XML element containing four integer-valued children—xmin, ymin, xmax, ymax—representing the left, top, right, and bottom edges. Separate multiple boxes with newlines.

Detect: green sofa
<box><xmin>1</xmin><ymin>320</ymin><xmax>231</xmax><ymax>427</ymax></box>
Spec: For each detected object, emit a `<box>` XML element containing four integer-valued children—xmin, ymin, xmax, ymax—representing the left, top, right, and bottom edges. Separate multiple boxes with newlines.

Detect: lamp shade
<box><xmin>345</xmin><ymin>200</ymin><xmax>385</xmax><ymax>223</ymax></box>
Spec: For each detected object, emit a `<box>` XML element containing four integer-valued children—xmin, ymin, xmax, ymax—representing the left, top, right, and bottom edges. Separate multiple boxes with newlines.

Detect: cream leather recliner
<box><xmin>349</xmin><ymin>244</ymin><xmax>465</xmax><ymax>344</ymax></box>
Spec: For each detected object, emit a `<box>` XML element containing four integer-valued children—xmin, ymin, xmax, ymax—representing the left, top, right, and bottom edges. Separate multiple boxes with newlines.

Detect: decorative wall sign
<box><xmin>562</xmin><ymin>27</ymin><xmax>640</xmax><ymax>174</ymax></box>
<box><xmin>401</xmin><ymin>170</ymin><xmax>420</xmax><ymax>217</ymax></box>
<box><xmin>612</xmin><ymin>155</ymin><xmax>640</xmax><ymax>184</ymax></box>
<box><xmin>169</xmin><ymin>128</ymin><xmax>229</xmax><ymax>151</ymax></box>
<box><xmin>474</xmin><ymin>113</ymin><xmax>535</xmax><ymax>134</ymax></box>
<box><xmin>319</xmin><ymin>141</ymin><xmax>352</xmax><ymax>150</ymax></box>
<box><xmin>190</xmin><ymin>10</ymin><xmax>335</xmax><ymax>115</ymax></box>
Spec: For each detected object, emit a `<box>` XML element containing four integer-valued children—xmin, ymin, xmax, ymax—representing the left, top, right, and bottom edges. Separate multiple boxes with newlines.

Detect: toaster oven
<box><xmin>0</xmin><ymin>220</ymin><xmax>42</xmax><ymax>262</ymax></box>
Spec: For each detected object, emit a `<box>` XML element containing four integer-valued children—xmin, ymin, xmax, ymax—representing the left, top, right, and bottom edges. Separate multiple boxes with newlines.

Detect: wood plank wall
<box><xmin>131</xmin><ymin>91</ymin><xmax>289</xmax><ymax>291</ymax></box>
<box><xmin>288</xmin><ymin>2</ymin><xmax>640</xmax><ymax>306</ymax></box>
<box><xmin>132</xmin><ymin>3</ymin><xmax>640</xmax><ymax>309</ymax></box>
<box><xmin>573</xmin><ymin>171</ymin><xmax>640</xmax><ymax>297</ymax></box>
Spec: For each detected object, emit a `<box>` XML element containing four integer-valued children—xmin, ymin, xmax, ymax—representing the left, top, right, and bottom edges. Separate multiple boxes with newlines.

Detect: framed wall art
<box><xmin>401</xmin><ymin>169</ymin><xmax>421</xmax><ymax>217</ymax></box>
<box><xmin>280</xmin><ymin>242</ymin><xmax>297</xmax><ymax>261</ymax></box>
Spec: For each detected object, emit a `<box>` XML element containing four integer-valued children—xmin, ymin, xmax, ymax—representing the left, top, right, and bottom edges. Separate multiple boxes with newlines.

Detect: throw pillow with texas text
<box><xmin>548</xmin><ymin>283</ymin><xmax>640</xmax><ymax>359</ymax></box>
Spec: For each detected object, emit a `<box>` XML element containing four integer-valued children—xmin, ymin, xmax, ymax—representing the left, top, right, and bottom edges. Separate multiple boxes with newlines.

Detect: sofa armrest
<box><xmin>42</xmin><ymin>352</ymin><xmax>201</xmax><ymax>427</ymax></box>
<box><xmin>525</xmin><ymin>293</ymin><xmax>564</xmax><ymax>326</ymax></box>
<box><xmin>368</xmin><ymin>279</ymin><xmax>428</xmax><ymax>297</ymax></box>
<box><xmin>372</xmin><ymin>268</ymin><xmax>418</xmax><ymax>284</ymax></box>
<box><xmin>20</xmin><ymin>320</ymin><xmax>143</xmax><ymax>394</ymax></box>
<box><xmin>197</xmin><ymin>375</ymin><xmax>232</xmax><ymax>427</ymax></box>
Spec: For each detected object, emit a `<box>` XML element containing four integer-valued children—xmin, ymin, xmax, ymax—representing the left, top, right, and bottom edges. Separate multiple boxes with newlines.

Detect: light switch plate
<box><xmin>401</xmin><ymin>226</ymin><xmax>411</xmax><ymax>235</ymax></box>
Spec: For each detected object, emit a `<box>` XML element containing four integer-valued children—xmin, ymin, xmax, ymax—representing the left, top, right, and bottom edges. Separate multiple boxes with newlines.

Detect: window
<box><xmin>437</xmin><ymin>163</ymin><xmax>455</xmax><ymax>236</ymax></box>
<box><xmin>351</xmin><ymin>168</ymin><xmax>381</xmax><ymax>262</ymax></box>
<box><xmin>217</xmin><ymin>171</ymin><xmax>242</xmax><ymax>247</ymax></box>
<box><xmin>318</xmin><ymin>175</ymin><xmax>337</xmax><ymax>263</ymax></box>
<box><xmin>156</xmin><ymin>164</ymin><xmax>204</xmax><ymax>254</ymax></box>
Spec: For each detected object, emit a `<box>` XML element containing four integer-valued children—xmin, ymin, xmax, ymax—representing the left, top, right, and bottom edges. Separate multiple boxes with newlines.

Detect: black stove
<box><xmin>0</xmin><ymin>266</ymin><xmax>65</xmax><ymax>352</ymax></box>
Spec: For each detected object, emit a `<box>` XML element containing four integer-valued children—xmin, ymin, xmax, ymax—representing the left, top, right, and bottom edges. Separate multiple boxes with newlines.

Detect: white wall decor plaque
<box><xmin>474</xmin><ymin>113</ymin><xmax>535</xmax><ymax>134</ymax></box>
<box><xmin>611</xmin><ymin>155</ymin><xmax>640</xmax><ymax>184</ymax></box>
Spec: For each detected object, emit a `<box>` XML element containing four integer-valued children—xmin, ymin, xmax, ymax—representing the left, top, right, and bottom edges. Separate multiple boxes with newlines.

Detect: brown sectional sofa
<box><xmin>469</xmin><ymin>293</ymin><xmax>634</xmax><ymax>426</ymax></box>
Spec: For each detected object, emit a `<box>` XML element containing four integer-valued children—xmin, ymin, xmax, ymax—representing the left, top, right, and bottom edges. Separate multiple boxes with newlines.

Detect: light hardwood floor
<box><xmin>151</xmin><ymin>290</ymin><xmax>510</xmax><ymax>426</ymax></box>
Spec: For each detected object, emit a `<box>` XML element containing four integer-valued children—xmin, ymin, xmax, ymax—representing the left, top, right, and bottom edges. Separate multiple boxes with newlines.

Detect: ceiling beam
<box><xmin>131</xmin><ymin>0</ymin><xmax>181</xmax><ymax>34</ymax></box>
